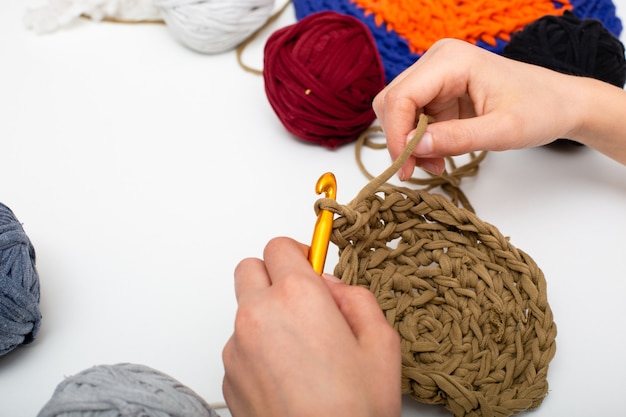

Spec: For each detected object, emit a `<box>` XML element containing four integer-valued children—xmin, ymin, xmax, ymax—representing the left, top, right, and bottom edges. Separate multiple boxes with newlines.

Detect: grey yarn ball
<box><xmin>37</xmin><ymin>363</ymin><xmax>221</xmax><ymax>417</ymax></box>
<box><xmin>156</xmin><ymin>0</ymin><xmax>275</xmax><ymax>54</ymax></box>
<box><xmin>0</xmin><ymin>202</ymin><xmax>41</xmax><ymax>356</ymax></box>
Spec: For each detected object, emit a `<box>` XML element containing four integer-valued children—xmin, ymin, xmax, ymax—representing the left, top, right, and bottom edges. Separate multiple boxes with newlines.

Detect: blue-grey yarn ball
<box><xmin>0</xmin><ymin>202</ymin><xmax>41</xmax><ymax>356</ymax></box>
<box><xmin>37</xmin><ymin>363</ymin><xmax>221</xmax><ymax>417</ymax></box>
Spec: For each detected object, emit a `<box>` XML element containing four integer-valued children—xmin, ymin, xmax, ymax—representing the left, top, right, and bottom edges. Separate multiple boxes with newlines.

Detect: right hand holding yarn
<box><xmin>372</xmin><ymin>38</ymin><xmax>626</xmax><ymax>180</ymax></box>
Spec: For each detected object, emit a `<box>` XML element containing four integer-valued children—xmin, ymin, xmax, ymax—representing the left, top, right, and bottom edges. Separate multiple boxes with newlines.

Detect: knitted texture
<box><xmin>0</xmin><ymin>203</ymin><xmax>41</xmax><ymax>356</ymax></box>
<box><xmin>156</xmin><ymin>0</ymin><xmax>276</xmax><ymax>54</ymax></box>
<box><xmin>292</xmin><ymin>0</ymin><xmax>623</xmax><ymax>82</ymax></box>
<box><xmin>263</xmin><ymin>11</ymin><xmax>385</xmax><ymax>148</ymax></box>
<box><xmin>37</xmin><ymin>363</ymin><xmax>220</xmax><ymax>417</ymax></box>
<box><xmin>503</xmin><ymin>11</ymin><xmax>626</xmax><ymax>88</ymax></box>
<box><xmin>317</xmin><ymin>115</ymin><xmax>557</xmax><ymax>417</ymax></box>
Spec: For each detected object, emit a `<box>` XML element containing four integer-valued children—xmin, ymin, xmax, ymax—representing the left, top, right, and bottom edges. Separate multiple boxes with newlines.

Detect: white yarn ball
<box><xmin>24</xmin><ymin>0</ymin><xmax>162</xmax><ymax>34</ymax></box>
<box><xmin>155</xmin><ymin>0</ymin><xmax>275</xmax><ymax>54</ymax></box>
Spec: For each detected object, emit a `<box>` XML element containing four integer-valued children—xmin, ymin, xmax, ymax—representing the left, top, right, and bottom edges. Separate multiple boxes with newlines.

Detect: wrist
<box><xmin>567</xmin><ymin>76</ymin><xmax>626</xmax><ymax>164</ymax></box>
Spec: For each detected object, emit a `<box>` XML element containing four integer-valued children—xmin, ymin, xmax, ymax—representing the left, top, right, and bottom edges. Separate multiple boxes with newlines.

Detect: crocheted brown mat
<box><xmin>317</xmin><ymin>114</ymin><xmax>557</xmax><ymax>417</ymax></box>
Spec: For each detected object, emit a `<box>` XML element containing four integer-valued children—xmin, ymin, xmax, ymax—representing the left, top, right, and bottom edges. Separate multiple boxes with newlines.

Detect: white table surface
<box><xmin>2</xmin><ymin>1</ymin><xmax>626</xmax><ymax>416</ymax></box>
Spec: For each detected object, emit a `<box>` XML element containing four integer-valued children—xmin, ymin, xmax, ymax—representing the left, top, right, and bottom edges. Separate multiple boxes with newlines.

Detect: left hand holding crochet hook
<box><xmin>222</xmin><ymin>236</ymin><xmax>402</xmax><ymax>417</ymax></box>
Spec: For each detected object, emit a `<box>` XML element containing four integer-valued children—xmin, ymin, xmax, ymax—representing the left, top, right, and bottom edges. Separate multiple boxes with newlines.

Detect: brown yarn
<box><xmin>317</xmin><ymin>114</ymin><xmax>557</xmax><ymax>417</ymax></box>
<box><xmin>354</xmin><ymin>123</ymin><xmax>487</xmax><ymax>212</ymax></box>
<box><xmin>236</xmin><ymin>0</ymin><xmax>293</xmax><ymax>75</ymax></box>
<box><xmin>81</xmin><ymin>15</ymin><xmax>165</xmax><ymax>24</ymax></box>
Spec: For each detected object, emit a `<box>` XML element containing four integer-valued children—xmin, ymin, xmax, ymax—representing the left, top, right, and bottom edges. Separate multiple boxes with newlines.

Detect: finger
<box><xmin>222</xmin><ymin>368</ymin><xmax>249</xmax><ymax>417</ymax></box>
<box><xmin>375</xmin><ymin>70</ymin><xmax>465</xmax><ymax>180</ymax></box>
<box><xmin>414</xmin><ymin>157</ymin><xmax>446</xmax><ymax>176</ymax></box>
<box><xmin>233</xmin><ymin>257</ymin><xmax>270</xmax><ymax>302</ymax></box>
<box><xmin>377</xmin><ymin>41</ymin><xmax>488</xmax><ymax>143</ymax></box>
<box><xmin>323</xmin><ymin>280</ymin><xmax>394</xmax><ymax>346</ymax></box>
<box><xmin>262</xmin><ymin>236</ymin><xmax>317</xmax><ymax>285</ymax></box>
<box><xmin>378</xmin><ymin>93</ymin><xmax>425</xmax><ymax>164</ymax></box>
<box><xmin>424</xmin><ymin>112</ymin><xmax>529</xmax><ymax>157</ymax></box>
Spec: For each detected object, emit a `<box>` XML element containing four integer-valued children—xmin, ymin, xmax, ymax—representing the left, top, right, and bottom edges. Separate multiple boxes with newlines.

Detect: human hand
<box><xmin>222</xmin><ymin>237</ymin><xmax>401</xmax><ymax>417</ymax></box>
<box><xmin>373</xmin><ymin>38</ymin><xmax>584</xmax><ymax>179</ymax></box>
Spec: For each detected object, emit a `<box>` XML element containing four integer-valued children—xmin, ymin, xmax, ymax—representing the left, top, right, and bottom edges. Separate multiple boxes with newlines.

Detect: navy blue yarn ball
<box><xmin>503</xmin><ymin>11</ymin><xmax>626</xmax><ymax>88</ymax></box>
<box><xmin>0</xmin><ymin>203</ymin><xmax>41</xmax><ymax>356</ymax></box>
<box><xmin>504</xmin><ymin>11</ymin><xmax>626</xmax><ymax>146</ymax></box>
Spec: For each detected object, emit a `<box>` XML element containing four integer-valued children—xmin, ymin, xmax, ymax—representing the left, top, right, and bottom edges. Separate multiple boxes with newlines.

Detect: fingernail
<box><xmin>420</xmin><ymin>160</ymin><xmax>444</xmax><ymax>175</ymax></box>
<box><xmin>322</xmin><ymin>273</ymin><xmax>341</xmax><ymax>282</ymax></box>
<box><xmin>397</xmin><ymin>166</ymin><xmax>412</xmax><ymax>182</ymax></box>
<box><xmin>409</xmin><ymin>130</ymin><xmax>433</xmax><ymax>155</ymax></box>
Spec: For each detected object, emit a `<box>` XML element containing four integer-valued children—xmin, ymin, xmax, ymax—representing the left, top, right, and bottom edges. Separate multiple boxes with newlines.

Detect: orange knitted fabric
<box><xmin>350</xmin><ymin>0</ymin><xmax>573</xmax><ymax>53</ymax></box>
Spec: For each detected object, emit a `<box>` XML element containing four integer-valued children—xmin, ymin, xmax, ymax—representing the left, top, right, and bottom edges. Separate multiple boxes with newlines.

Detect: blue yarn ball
<box><xmin>0</xmin><ymin>202</ymin><xmax>41</xmax><ymax>356</ymax></box>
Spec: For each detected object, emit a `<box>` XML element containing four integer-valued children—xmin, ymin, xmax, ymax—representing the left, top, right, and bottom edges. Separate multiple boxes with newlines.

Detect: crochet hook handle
<box><xmin>308</xmin><ymin>172</ymin><xmax>337</xmax><ymax>274</ymax></box>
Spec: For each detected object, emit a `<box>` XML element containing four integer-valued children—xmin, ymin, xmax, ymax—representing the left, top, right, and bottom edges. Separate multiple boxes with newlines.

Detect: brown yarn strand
<box><xmin>81</xmin><ymin>14</ymin><xmax>165</xmax><ymax>24</ymax></box>
<box><xmin>354</xmin><ymin>116</ymin><xmax>487</xmax><ymax>212</ymax></box>
<box><xmin>317</xmin><ymin>114</ymin><xmax>557</xmax><ymax>417</ymax></box>
<box><xmin>351</xmin><ymin>114</ymin><xmax>431</xmax><ymax>205</ymax></box>
<box><xmin>236</xmin><ymin>0</ymin><xmax>293</xmax><ymax>75</ymax></box>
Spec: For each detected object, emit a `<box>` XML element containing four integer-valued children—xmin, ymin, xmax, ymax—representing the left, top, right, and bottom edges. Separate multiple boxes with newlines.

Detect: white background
<box><xmin>1</xmin><ymin>1</ymin><xmax>626</xmax><ymax>416</ymax></box>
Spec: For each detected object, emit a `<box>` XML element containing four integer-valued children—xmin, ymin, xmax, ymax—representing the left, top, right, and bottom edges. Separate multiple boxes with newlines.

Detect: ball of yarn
<box><xmin>24</xmin><ymin>0</ymin><xmax>162</xmax><ymax>34</ymax></box>
<box><xmin>292</xmin><ymin>0</ymin><xmax>623</xmax><ymax>83</ymax></box>
<box><xmin>569</xmin><ymin>0</ymin><xmax>623</xmax><ymax>35</ymax></box>
<box><xmin>263</xmin><ymin>11</ymin><xmax>386</xmax><ymax>149</ymax></box>
<box><xmin>504</xmin><ymin>11</ymin><xmax>626</xmax><ymax>146</ymax></box>
<box><xmin>503</xmin><ymin>11</ymin><xmax>626</xmax><ymax>87</ymax></box>
<box><xmin>0</xmin><ymin>202</ymin><xmax>41</xmax><ymax>356</ymax></box>
<box><xmin>156</xmin><ymin>0</ymin><xmax>275</xmax><ymax>54</ymax></box>
<box><xmin>37</xmin><ymin>363</ymin><xmax>220</xmax><ymax>417</ymax></box>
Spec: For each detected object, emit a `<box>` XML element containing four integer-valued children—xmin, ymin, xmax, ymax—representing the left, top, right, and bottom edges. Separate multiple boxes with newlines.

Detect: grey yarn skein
<box><xmin>0</xmin><ymin>202</ymin><xmax>41</xmax><ymax>356</ymax></box>
<box><xmin>37</xmin><ymin>363</ymin><xmax>221</xmax><ymax>417</ymax></box>
<box><xmin>156</xmin><ymin>0</ymin><xmax>275</xmax><ymax>54</ymax></box>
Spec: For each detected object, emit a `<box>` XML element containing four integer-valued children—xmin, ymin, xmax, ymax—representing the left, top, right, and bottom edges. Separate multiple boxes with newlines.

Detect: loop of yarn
<box><xmin>263</xmin><ymin>11</ymin><xmax>385</xmax><ymax>149</ymax></box>
<box><xmin>503</xmin><ymin>11</ymin><xmax>626</xmax><ymax>88</ymax></box>
<box><xmin>0</xmin><ymin>203</ymin><xmax>41</xmax><ymax>356</ymax></box>
<box><xmin>317</xmin><ymin>115</ymin><xmax>557</xmax><ymax>417</ymax></box>
<box><xmin>37</xmin><ymin>363</ymin><xmax>220</xmax><ymax>417</ymax></box>
<box><xmin>354</xmin><ymin>125</ymin><xmax>488</xmax><ymax>212</ymax></box>
<box><xmin>156</xmin><ymin>0</ymin><xmax>276</xmax><ymax>54</ymax></box>
<box><xmin>292</xmin><ymin>0</ymin><xmax>623</xmax><ymax>83</ymax></box>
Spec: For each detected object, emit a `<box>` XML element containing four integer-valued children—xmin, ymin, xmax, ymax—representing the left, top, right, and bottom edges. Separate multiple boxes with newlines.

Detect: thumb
<box><xmin>414</xmin><ymin>113</ymin><xmax>525</xmax><ymax>158</ymax></box>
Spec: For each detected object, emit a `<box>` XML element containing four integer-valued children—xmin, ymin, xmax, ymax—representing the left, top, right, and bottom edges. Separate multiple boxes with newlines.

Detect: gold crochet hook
<box><xmin>308</xmin><ymin>172</ymin><xmax>337</xmax><ymax>274</ymax></box>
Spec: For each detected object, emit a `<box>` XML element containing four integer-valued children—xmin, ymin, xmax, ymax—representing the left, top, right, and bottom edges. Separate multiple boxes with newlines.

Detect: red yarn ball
<box><xmin>263</xmin><ymin>11</ymin><xmax>385</xmax><ymax>149</ymax></box>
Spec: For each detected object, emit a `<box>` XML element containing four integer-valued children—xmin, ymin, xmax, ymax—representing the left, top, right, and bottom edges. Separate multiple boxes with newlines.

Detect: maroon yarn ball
<box><xmin>263</xmin><ymin>11</ymin><xmax>386</xmax><ymax>149</ymax></box>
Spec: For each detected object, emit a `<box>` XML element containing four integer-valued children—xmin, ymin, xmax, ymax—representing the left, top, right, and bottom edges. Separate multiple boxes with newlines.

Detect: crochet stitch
<box><xmin>317</xmin><ymin>115</ymin><xmax>557</xmax><ymax>417</ymax></box>
<box><xmin>292</xmin><ymin>0</ymin><xmax>623</xmax><ymax>82</ymax></box>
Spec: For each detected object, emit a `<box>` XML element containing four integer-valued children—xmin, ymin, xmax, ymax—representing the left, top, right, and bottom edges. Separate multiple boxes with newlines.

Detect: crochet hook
<box><xmin>308</xmin><ymin>172</ymin><xmax>337</xmax><ymax>274</ymax></box>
